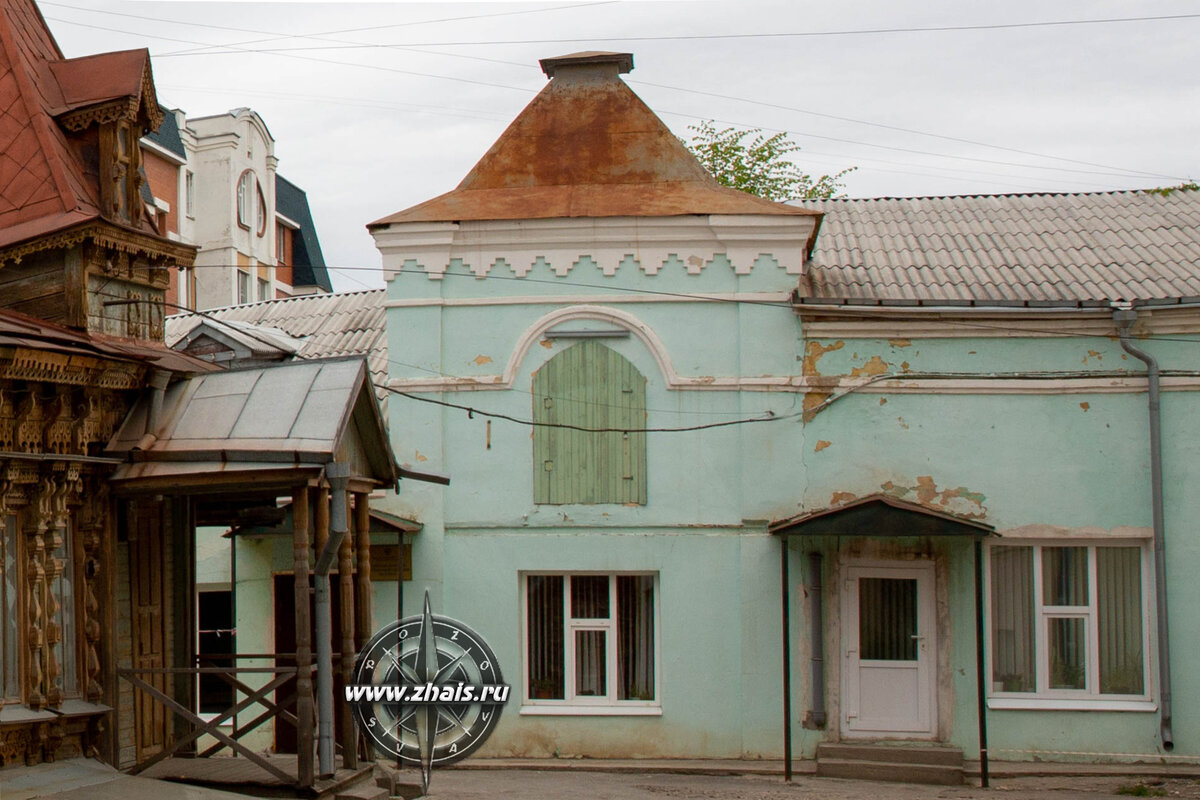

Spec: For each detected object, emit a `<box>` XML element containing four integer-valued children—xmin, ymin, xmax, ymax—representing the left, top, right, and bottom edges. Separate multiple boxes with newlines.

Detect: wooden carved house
<box><xmin>0</xmin><ymin>0</ymin><xmax>201</xmax><ymax>768</ymax></box>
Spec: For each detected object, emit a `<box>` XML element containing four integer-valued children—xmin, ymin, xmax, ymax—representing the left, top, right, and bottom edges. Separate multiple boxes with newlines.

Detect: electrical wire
<box><xmin>145</xmin><ymin>13</ymin><xmax>1200</xmax><ymax>51</ymax></box>
<box><xmin>45</xmin><ymin>3</ymin><xmax>1191</xmax><ymax>184</ymax></box>
<box><xmin>382</xmin><ymin>387</ymin><xmax>792</xmax><ymax>434</ymax></box>
<box><xmin>634</xmin><ymin>83</ymin><xmax>1179</xmax><ymax>181</ymax></box>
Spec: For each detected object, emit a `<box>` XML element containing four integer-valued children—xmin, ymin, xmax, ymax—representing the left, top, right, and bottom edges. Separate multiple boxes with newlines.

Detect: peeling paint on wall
<box><xmin>801</xmin><ymin>340</ymin><xmax>844</xmax><ymax>376</ymax></box>
<box><xmin>850</xmin><ymin>355</ymin><xmax>889</xmax><ymax>377</ymax></box>
<box><xmin>889</xmin><ymin>338</ymin><xmax>912</xmax><ymax>348</ymax></box>
<box><xmin>830</xmin><ymin>490</ymin><xmax>857</xmax><ymax>506</ymax></box>
<box><xmin>814</xmin><ymin>440</ymin><xmax>831</xmax><ymax>452</ymax></box>
<box><xmin>474</xmin><ymin>354</ymin><xmax>494</xmax><ymax>365</ymax></box>
<box><xmin>1080</xmin><ymin>402</ymin><xmax>1090</xmax><ymax>411</ymax></box>
<box><xmin>872</xmin><ymin>475</ymin><xmax>988</xmax><ymax>519</ymax></box>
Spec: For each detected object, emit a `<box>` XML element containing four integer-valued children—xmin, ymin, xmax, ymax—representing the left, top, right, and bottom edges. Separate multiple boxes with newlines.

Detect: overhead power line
<box><xmin>145</xmin><ymin>12</ymin><xmax>1200</xmax><ymax>53</ymax></box>
<box><xmin>45</xmin><ymin>5</ymin><xmax>1187</xmax><ymax>183</ymax></box>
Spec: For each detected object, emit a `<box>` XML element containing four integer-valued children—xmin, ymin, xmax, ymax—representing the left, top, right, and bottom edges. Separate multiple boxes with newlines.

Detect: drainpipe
<box><xmin>1113</xmin><ymin>308</ymin><xmax>1173</xmax><ymax>750</ymax></box>
<box><xmin>147</xmin><ymin>369</ymin><xmax>170</xmax><ymax>432</ymax></box>
<box><xmin>779</xmin><ymin>533</ymin><xmax>792</xmax><ymax>782</ymax></box>
<box><xmin>804</xmin><ymin>552</ymin><xmax>826</xmax><ymax>730</ymax></box>
<box><xmin>315</xmin><ymin>462</ymin><xmax>351</xmax><ymax>775</ymax></box>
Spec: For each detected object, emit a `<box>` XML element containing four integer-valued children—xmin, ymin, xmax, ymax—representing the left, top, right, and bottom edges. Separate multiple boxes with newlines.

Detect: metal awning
<box><xmin>105</xmin><ymin>357</ymin><xmax>400</xmax><ymax>494</ymax></box>
<box><xmin>225</xmin><ymin>503</ymin><xmax>423</xmax><ymax>538</ymax></box>
<box><xmin>769</xmin><ymin>493</ymin><xmax>994</xmax><ymax>539</ymax></box>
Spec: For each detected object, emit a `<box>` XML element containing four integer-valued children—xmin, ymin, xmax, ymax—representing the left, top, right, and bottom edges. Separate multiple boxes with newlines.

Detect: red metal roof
<box><xmin>0</xmin><ymin>0</ymin><xmax>158</xmax><ymax>250</ymax></box>
<box><xmin>0</xmin><ymin>306</ymin><xmax>217</xmax><ymax>374</ymax></box>
<box><xmin>370</xmin><ymin>52</ymin><xmax>819</xmax><ymax>226</ymax></box>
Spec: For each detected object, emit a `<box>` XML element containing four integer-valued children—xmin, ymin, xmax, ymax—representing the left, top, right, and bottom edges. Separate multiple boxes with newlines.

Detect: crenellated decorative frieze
<box><xmin>375</xmin><ymin>215</ymin><xmax>816</xmax><ymax>281</ymax></box>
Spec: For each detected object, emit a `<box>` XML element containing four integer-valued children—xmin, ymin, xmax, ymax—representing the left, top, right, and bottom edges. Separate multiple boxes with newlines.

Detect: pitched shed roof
<box><xmin>106</xmin><ymin>358</ymin><xmax>398</xmax><ymax>492</ymax></box>
<box><xmin>800</xmin><ymin>190</ymin><xmax>1200</xmax><ymax>304</ymax></box>
<box><xmin>164</xmin><ymin>289</ymin><xmax>386</xmax><ymax>398</ymax></box>
<box><xmin>370</xmin><ymin>52</ymin><xmax>817</xmax><ymax>226</ymax></box>
<box><xmin>0</xmin><ymin>0</ymin><xmax>161</xmax><ymax>251</ymax></box>
<box><xmin>276</xmin><ymin>174</ymin><xmax>332</xmax><ymax>292</ymax></box>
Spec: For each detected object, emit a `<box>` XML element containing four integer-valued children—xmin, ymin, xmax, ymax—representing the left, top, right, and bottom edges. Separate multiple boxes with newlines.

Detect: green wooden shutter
<box><xmin>533</xmin><ymin>341</ymin><xmax>647</xmax><ymax>505</ymax></box>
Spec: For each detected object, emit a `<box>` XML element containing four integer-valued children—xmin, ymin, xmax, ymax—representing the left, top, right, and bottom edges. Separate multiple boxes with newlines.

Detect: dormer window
<box><xmin>101</xmin><ymin>120</ymin><xmax>141</xmax><ymax>224</ymax></box>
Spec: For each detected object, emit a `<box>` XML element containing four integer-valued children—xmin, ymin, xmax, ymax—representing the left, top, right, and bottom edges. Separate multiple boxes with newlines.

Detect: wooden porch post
<box><xmin>353</xmin><ymin>493</ymin><xmax>372</xmax><ymax>650</ymax></box>
<box><xmin>291</xmin><ymin>485</ymin><xmax>314</xmax><ymax>788</ymax></box>
<box><xmin>338</xmin><ymin>488</ymin><xmax>358</xmax><ymax>769</ymax></box>
<box><xmin>352</xmin><ymin>493</ymin><xmax>373</xmax><ymax>764</ymax></box>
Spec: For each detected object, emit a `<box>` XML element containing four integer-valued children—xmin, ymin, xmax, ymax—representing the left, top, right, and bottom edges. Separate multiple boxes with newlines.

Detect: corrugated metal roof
<box><xmin>801</xmin><ymin>191</ymin><xmax>1200</xmax><ymax>303</ymax></box>
<box><xmin>164</xmin><ymin>289</ymin><xmax>387</xmax><ymax>399</ymax></box>
<box><xmin>370</xmin><ymin>52</ymin><xmax>817</xmax><ymax>227</ymax></box>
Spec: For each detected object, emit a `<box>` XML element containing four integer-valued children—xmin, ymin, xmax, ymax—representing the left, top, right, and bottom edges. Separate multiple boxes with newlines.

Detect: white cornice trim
<box><xmin>139</xmin><ymin>137</ymin><xmax>186</xmax><ymax>166</ymax></box>
<box><xmin>390</xmin><ymin>369</ymin><xmax>1200</xmax><ymax>395</ymax></box>
<box><xmin>384</xmin><ymin>292</ymin><xmax>791</xmax><ymax>309</ymax></box>
<box><xmin>373</xmin><ymin>215</ymin><xmax>816</xmax><ymax>280</ymax></box>
<box><xmin>800</xmin><ymin>306</ymin><xmax>1200</xmax><ymax>338</ymax></box>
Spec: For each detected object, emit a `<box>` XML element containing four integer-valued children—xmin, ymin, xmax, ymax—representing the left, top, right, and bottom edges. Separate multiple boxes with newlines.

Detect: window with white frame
<box><xmin>524</xmin><ymin>573</ymin><xmax>657</xmax><ymax>708</ymax></box>
<box><xmin>236</xmin><ymin>270</ymin><xmax>251</xmax><ymax>305</ymax></box>
<box><xmin>185</xmin><ymin>170</ymin><xmax>195</xmax><ymax>218</ymax></box>
<box><xmin>236</xmin><ymin>170</ymin><xmax>254</xmax><ymax>229</ymax></box>
<box><xmin>988</xmin><ymin>543</ymin><xmax>1149</xmax><ymax>703</ymax></box>
<box><xmin>255</xmin><ymin>181</ymin><xmax>267</xmax><ymax>237</ymax></box>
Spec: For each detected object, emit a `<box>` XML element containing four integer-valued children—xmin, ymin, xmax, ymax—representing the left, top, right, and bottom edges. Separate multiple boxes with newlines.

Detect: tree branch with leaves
<box><xmin>682</xmin><ymin>121</ymin><xmax>855</xmax><ymax>202</ymax></box>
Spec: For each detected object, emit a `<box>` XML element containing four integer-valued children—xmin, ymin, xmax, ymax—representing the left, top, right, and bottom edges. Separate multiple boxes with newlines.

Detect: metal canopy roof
<box><xmin>225</xmin><ymin>502</ymin><xmax>422</xmax><ymax>538</ymax></box>
<box><xmin>106</xmin><ymin>357</ymin><xmax>399</xmax><ymax>494</ymax></box>
<box><xmin>769</xmin><ymin>494</ymin><xmax>994</xmax><ymax>539</ymax></box>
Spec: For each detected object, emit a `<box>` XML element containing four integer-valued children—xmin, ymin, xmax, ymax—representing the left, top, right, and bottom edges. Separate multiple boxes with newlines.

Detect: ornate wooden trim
<box><xmin>0</xmin><ymin>350</ymin><xmax>146</xmax><ymax>390</ymax></box>
<box><xmin>0</xmin><ymin>223</ymin><xmax>196</xmax><ymax>273</ymax></box>
<box><xmin>58</xmin><ymin>98</ymin><xmax>140</xmax><ymax>133</ymax></box>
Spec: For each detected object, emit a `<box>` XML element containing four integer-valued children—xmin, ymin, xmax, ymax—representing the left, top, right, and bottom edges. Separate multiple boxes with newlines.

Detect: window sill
<box><xmin>988</xmin><ymin>697</ymin><xmax>1156</xmax><ymax>712</ymax></box>
<box><xmin>519</xmin><ymin>704</ymin><xmax>662</xmax><ymax>717</ymax></box>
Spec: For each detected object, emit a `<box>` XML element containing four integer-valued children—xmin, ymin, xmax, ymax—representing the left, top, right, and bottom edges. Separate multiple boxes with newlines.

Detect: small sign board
<box><xmin>369</xmin><ymin>543</ymin><xmax>412</xmax><ymax>581</ymax></box>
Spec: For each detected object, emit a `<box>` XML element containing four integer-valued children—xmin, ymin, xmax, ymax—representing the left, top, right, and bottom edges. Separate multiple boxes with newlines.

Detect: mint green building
<box><xmin>368</xmin><ymin>51</ymin><xmax>1198</xmax><ymax>774</ymax></box>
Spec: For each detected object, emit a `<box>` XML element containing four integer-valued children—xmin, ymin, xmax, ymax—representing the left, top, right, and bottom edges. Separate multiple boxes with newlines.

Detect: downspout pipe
<box><xmin>804</xmin><ymin>552</ymin><xmax>826</xmax><ymax>730</ymax></box>
<box><xmin>779</xmin><ymin>533</ymin><xmax>792</xmax><ymax>782</ymax></box>
<box><xmin>315</xmin><ymin>462</ymin><xmax>351</xmax><ymax>775</ymax></box>
<box><xmin>145</xmin><ymin>368</ymin><xmax>171</xmax><ymax>436</ymax></box>
<box><xmin>1113</xmin><ymin>308</ymin><xmax>1173</xmax><ymax>750</ymax></box>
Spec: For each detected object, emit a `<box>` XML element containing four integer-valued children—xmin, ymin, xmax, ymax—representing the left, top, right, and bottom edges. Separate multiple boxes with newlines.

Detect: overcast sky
<box><xmin>42</xmin><ymin>1</ymin><xmax>1200</xmax><ymax>292</ymax></box>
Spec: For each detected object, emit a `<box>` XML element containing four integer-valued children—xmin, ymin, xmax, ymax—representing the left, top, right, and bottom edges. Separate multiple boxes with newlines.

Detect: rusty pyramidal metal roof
<box><xmin>369</xmin><ymin>52</ymin><xmax>818</xmax><ymax>226</ymax></box>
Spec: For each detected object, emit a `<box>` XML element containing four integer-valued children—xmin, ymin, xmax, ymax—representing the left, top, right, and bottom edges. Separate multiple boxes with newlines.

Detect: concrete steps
<box><xmin>816</xmin><ymin>743</ymin><xmax>964</xmax><ymax>785</ymax></box>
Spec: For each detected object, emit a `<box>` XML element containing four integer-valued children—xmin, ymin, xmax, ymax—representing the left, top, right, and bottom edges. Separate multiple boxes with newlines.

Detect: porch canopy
<box><xmin>105</xmin><ymin>357</ymin><xmax>398</xmax><ymax>496</ymax></box>
<box><xmin>768</xmin><ymin>493</ymin><xmax>995</xmax><ymax>787</ymax></box>
<box><xmin>769</xmin><ymin>493</ymin><xmax>994</xmax><ymax>539</ymax></box>
<box><xmin>103</xmin><ymin>357</ymin><xmax>403</xmax><ymax>787</ymax></box>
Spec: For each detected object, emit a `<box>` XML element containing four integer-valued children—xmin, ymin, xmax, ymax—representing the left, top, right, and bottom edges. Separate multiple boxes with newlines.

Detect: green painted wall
<box><xmin>368</xmin><ymin>252</ymin><xmax>1191</xmax><ymax>764</ymax></box>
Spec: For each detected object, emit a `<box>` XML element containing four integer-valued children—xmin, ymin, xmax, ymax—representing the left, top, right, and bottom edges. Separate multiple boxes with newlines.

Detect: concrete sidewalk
<box><xmin>0</xmin><ymin>758</ymin><xmax>259</xmax><ymax>800</ymax></box>
<box><xmin>452</xmin><ymin>756</ymin><xmax>1200</xmax><ymax>779</ymax></box>
<box><xmin>423</xmin><ymin>768</ymin><xmax>1198</xmax><ymax>800</ymax></box>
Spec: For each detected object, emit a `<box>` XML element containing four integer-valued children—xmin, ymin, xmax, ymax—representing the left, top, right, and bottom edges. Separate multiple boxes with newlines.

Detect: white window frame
<box><xmin>236</xmin><ymin>170</ymin><xmax>254</xmax><ymax>229</ymax></box>
<box><xmin>236</xmin><ymin>270</ymin><xmax>251</xmax><ymax>305</ymax></box>
<box><xmin>184</xmin><ymin>170</ymin><xmax>195</xmax><ymax>218</ymax></box>
<box><xmin>985</xmin><ymin>540</ymin><xmax>1155</xmax><ymax>711</ymax></box>
<box><xmin>520</xmin><ymin>572</ymin><xmax>661</xmax><ymax>716</ymax></box>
